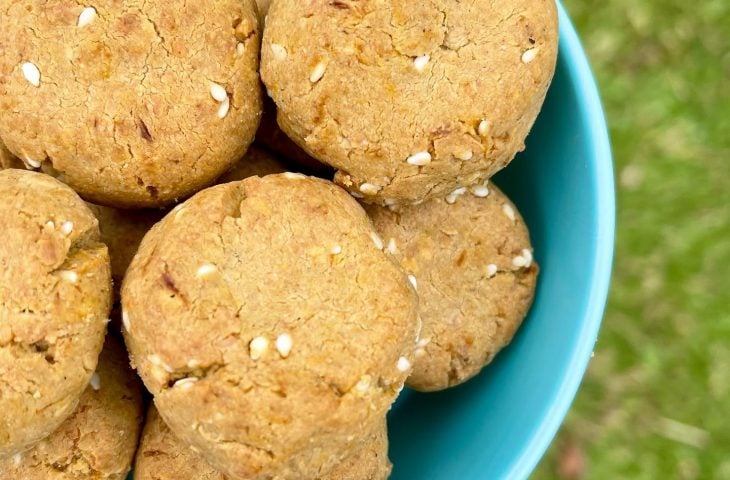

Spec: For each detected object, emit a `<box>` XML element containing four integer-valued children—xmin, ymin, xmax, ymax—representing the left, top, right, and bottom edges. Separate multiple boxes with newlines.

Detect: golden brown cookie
<box><xmin>122</xmin><ymin>174</ymin><xmax>417</xmax><ymax>479</ymax></box>
<box><xmin>367</xmin><ymin>183</ymin><xmax>538</xmax><ymax>391</ymax></box>
<box><xmin>0</xmin><ymin>169</ymin><xmax>112</xmax><ymax>458</ymax></box>
<box><xmin>0</xmin><ymin>0</ymin><xmax>262</xmax><ymax>208</ymax></box>
<box><xmin>215</xmin><ymin>145</ymin><xmax>286</xmax><ymax>183</ymax></box>
<box><xmin>135</xmin><ymin>407</ymin><xmax>391</xmax><ymax>480</ymax></box>
<box><xmin>0</xmin><ymin>139</ymin><xmax>23</xmax><ymax>169</ymax></box>
<box><xmin>0</xmin><ymin>338</ymin><xmax>144</xmax><ymax>479</ymax></box>
<box><xmin>261</xmin><ymin>0</ymin><xmax>557</xmax><ymax>205</ymax></box>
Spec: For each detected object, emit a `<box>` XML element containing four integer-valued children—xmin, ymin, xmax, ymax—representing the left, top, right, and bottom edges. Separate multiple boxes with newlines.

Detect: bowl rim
<box><xmin>504</xmin><ymin>3</ymin><xmax>615</xmax><ymax>479</ymax></box>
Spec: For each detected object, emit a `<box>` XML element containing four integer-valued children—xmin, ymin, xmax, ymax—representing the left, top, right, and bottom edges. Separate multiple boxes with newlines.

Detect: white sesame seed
<box><xmin>413</xmin><ymin>54</ymin><xmax>430</xmax><ymax>71</ymax></box>
<box><xmin>330</xmin><ymin>245</ymin><xmax>342</xmax><ymax>255</ymax></box>
<box><xmin>521</xmin><ymin>248</ymin><xmax>533</xmax><ymax>267</ymax></box>
<box><xmin>349</xmin><ymin>191</ymin><xmax>364</xmax><ymax>199</ymax></box>
<box><xmin>77</xmin><ymin>6</ymin><xmax>97</xmax><ymax>27</ymax></box>
<box><xmin>503</xmin><ymin>204</ymin><xmax>516</xmax><ymax>222</ymax></box>
<box><xmin>45</xmin><ymin>220</ymin><xmax>55</xmax><ymax>229</ymax></box>
<box><xmin>396</xmin><ymin>356</ymin><xmax>411</xmax><ymax>372</ymax></box>
<box><xmin>408</xmin><ymin>274</ymin><xmax>417</xmax><ymax>291</ymax></box>
<box><xmin>249</xmin><ymin>336</ymin><xmax>269</xmax><ymax>360</ymax></box>
<box><xmin>486</xmin><ymin>263</ymin><xmax>498</xmax><ymax>278</ymax></box>
<box><xmin>478</xmin><ymin>119</ymin><xmax>491</xmax><ymax>137</ymax></box>
<box><xmin>122</xmin><ymin>310</ymin><xmax>131</xmax><ymax>331</ymax></box>
<box><xmin>21</xmin><ymin>62</ymin><xmax>41</xmax><ymax>87</ymax></box>
<box><xmin>12</xmin><ymin>453</ymin><xmax>21</xmax><ymax>465</ymax></box>
<box><xmin>32</xmin><ymin>391</ymin><xmax>41</xmax><ymax>399</ymax></box>
<box><xmin>147</xmin><ymin>354</ymin><xmax>162</xmax><ymax>366</ymax></box>
<box><xmin>196</xmin><ymin>263</ymin><xmax>216</xmax><ymax>277</ymax></box>
<box><xmin>217</xmin><ymin>96</ymin><xmax>230</xmax><ymax>119</ymax></box>
<box><xmin>187</xmin><ymin>359</ymin><xmax>200</xmax><ymax>368</ymax></box>
<box><xmin>209</xmin><ymin>83</ymin><xmax>228</xmax><ymax>102</ymax></box>
<box><xmin>359</xmin><ymin>182</ymin><xmax>380</xmax><ymax>195</ymax></box>
<box><xmin>89</xmin><ymin>372</ymin><xmax>101</xmax><ymax>391</ymax></box>
<box><xmin>310</xmin><ymin>62</ymin><xmax>326</xmax><ymax>83</ymax></box>
<box><xmin>512</xmin><ymin>254</ymin><xmax>528</xmax><ymax>267</ymax></box>
<box><xmin>173</xmin><ymin>377</ymin><xmax>199</xmax><ymax>389</ymax></box>
<box><xmin>416</xmin><ymin>338</ymin><xmax>431</xmax><ymax>349</ymax></box>
<box><xmin>445</xmin><ymin>187</ymin><xmax>467</xmax><ymax>204</ymax></box>
<box><xmin>236</xmin><ymin>42</ymin><xmax>245</xmax><ymax>56</ymax></box>
<box><xmin>471</xmin><ymin>184</ymin><xmax>490</xmax><ymax>197</ymax></box>
<box><xmin>370</xmin><ymin>232</ymin><xmax>384</xmax><ymax>250</ymax></box>
<box><xmin>406</xmin><ymin>151</ymin><xmax>432</xmax><ymax>166</ymax></box>
<box><xmin>386</xmin><ymin>238</ymin><xmax>397</xmax><ymax>255</ymax></box>
<box><xmin>283</xmin><ymin>172</ymin><xmax>306</xmax><ymax>180</ymax></box>
<box><xmin>355</xmin><ymin>376</ymin><xmax>371</xmax><ymax>393</ymax></box>
<box><xmin>60</xmin><ymin>221</ymin><xmax>74</xmax><ymax>236</ymax></box>
<box><xmin>275</xmin><ymin>334</ymin><xmax>293</xmax><ymax>358</ymax></box>
<box><xmin>270</xmin><ymin>43</ymin><xmax>288</xmax><ymax>60</ymax></box>
<box><xmin>59</xmin><ymin>270</ymin><xmax>78</xmax><ymax>283</ymax></box>
<box><xmin>521</xmin><ymin>48</ymin><xmax>539</xmax><ymax>64</ymax></box>
<box><xmin>25</xmin><ymin>156</ymin><xmax>41</xmax><ymax>169</ymax></box>
<box><xmin>415</xmin><ymin>348</ymin><xmax>427</xmax><ymax>358</ymax></box>
<box><xmin>455</xmin><ymin>149</ymin><xmax>473</xmax><ymax>161</ymax></box>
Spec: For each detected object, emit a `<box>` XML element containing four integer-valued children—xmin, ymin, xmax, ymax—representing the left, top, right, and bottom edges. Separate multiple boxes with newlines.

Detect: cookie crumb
<box><xmin>310</xmin><ymin>62</ymin><xmax>327</xmax><ymax>83</ymax></box>
<box><xmin>122</xmin><ymin>310</ymin><xmax>131</xmax><ymax>331</ymax></box>
<box><xmin>445</xmin><ymin>187</ymin><xmax>467</xmax><ymax>204</ymax></box>
<box><xmin>275</xmin><ymin>333</ymin><xmax>293</xmax><ymax>358</ymax></box>
<box><xmin>396</xmin><ymin>356</ymin><xmax>411</xmax><ymax>372</ymax></box>
<box><xmin>359</xmin><ymin>182</ymin><xmax>380</xmax><ymax>195</ymax></box>
<box><xmin>271</xmin><ymin>43</ymin><xmax>288</xmax><ymax>60</ymax></box>
<box><xmin>196</xmin><ymin>263</ymin><xmax>217</xmax><ymax>277</ymax></box>
<box><xmin>408</xmin><ymin>274</ymin><xmax>417</xmax><ymax>291</ymax></box>
<box><xmin>283</xmin><ymin>172</ymin><xmax>306</xmax><ymax>180</ymax></box>
<box><xmin>249</xmin><ymin>336</ymin><xmax>269</xmax><ymax>360</ymax></box>
<box><xmin>502</xmin><ymin>203</ymin><xmax>516</xmax><ymax>222</ymax></box>
<box><xmin>413</xmin><ymin>54</ymin><xmax>430</xmax><ymax>71</ymax></box>
<box><xmin>386</xmin><ymin>238</ymin><xmax>397</xmax><ymax>255</ymax></box>
<box><xmin>470</xmin><ymin>184</ymin><xmax>489</xmax><ymax>197</ymax></box>
<box><xmin>173</xmin><ymin>377</ymin><xmax>199</xmax><ymax>389</ymax></box>
<box><xmin>330</xmin><ymin>245</ymin><xmax>342</xmax><ymax>255</ymax></box>
<box><xmin>59</xmin><ymin>270</ymin><xmax>78</xmax><ymax>284</ymax></box>
<box><xmin>486</xmin><ymin>263</ymin><xmax>498</xmax><ymax>278</ymax></box>
<box><xmin>89</xmin><ymin>372</ymin><xmax>101</xmax><ymax>391</ymax></box>
<box><xmin>370</xmin><ymin>232</ymin><xmax>384</xmax><ymax>250</ymax></box>
<box><xmin>21</xmin><ymin>62</ymin><xmax>41</xmax><ymax>87</ymax></box>
<box><xmin>60</xmin><ymin>221</ymin><xmax>74</xmax><ymax>236</ymax></box>
<box><xmin>406</xmin><ymin>151</ymin><xmax>432</xmax><ymax>166</ymax></box>
<box><xmin>77</xmin><ymin>6</ymin><xmax>97</xmax><ymax>27</ymax></box>
<box><xmin>521</xmin><ymin>48</ymin><xmax>539</xmax><ymax>64</ymax></box>
<box><xmin>455</xmin><ymin>149</ymin><xmax>473</xmax><ymax>161</ymax></box>
<box><xmin>478</xmin><ymin>119</ymin><xmax>491</xmax><ymax>137</ymax></box>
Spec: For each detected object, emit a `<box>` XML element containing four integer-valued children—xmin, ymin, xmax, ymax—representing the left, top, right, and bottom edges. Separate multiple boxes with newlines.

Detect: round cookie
<box><xmin>122</xmin><ymin>174</ymin><xmax>417</xmax><ymax>479</ymax></box>
<box><xmin>0</xmin><ymin>0</ymin><xmax>262</xmax><ymax>208</ymax></box>
<box><xmin>261</xmin><ymin>0</ymin><xmax>558</xmax><ymax>205</ymax></box>
<box><xmin>215</xmin><ymin>145</ymin><xmax>286</xmax><ymax>183</ymax></box>
<box><xmin>367</xmin><ymin>183</ymin><xmax>538</xmax><ymax>391</ymax></box>
<box><xmin>135</xmin><ymin>408</ymin><xmax>391</xmax><ymax>480</ymax></box>
<box><xmin>0</xmin><ymin>338</ymin><xmax>144</xmax><ymax>480</ymax></box>
<box><xmin>0</xmin><ymin>169</ymin><xmax>112</xmax><ymax>458</ymax></box>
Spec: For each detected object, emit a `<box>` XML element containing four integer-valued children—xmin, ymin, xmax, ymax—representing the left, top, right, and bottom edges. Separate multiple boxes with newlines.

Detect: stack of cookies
<box><xmin>0</xmin><ymin>0</ymin><xmax>557</xmax><ymax>478</ymax></box>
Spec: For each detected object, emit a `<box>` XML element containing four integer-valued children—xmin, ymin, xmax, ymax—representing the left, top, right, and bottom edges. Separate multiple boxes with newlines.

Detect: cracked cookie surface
<box><xmin>0</xmin><ymin>338</ymin><xmax>144</xmax><ymax>479</ymax></box>
<box><xmin>367</xmin><ymin>183</ymin><xmax>538</xmax><ymax>391</ymax></box>
<box><xmin>0</xmin><ymin>0</ymin><xmax>262</xmax><ymax>208</ymax></box>
<box><xmin>122</xmin><ymin>174</ymin><xmax>417</xmax><ymax>479</ymax></box>
<box><xmin>261</xmin><ymin>0</ymin><xmax>557</xmax><ymax>205</ymax></box>
<box><xmin>0</xmin><ymin>169</ymin><xmax>112</xmax><ymax>458</ymax></box>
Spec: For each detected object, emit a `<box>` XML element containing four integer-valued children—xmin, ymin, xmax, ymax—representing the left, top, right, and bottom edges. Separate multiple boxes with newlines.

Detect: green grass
<box><xmin>533</xmin><ymin>1</ymin><xmax>730</xmax><ymax>478</ymax></box>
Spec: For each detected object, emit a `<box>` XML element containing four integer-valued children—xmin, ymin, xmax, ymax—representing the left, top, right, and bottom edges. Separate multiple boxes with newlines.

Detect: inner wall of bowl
<box><xmin>387</xmin><ymin>20</ymin><xmax>609</xmax><ymax>480</ymax></box>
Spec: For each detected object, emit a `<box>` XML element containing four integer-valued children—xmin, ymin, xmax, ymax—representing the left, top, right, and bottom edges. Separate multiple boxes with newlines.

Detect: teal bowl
<box><xmin>387</xmin><ymin>3</ymin><xmax>614</xmax><ymax>479</ymax></box>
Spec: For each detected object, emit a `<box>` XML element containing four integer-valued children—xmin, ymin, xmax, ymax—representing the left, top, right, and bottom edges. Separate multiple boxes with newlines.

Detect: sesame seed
<box><xmin>408</xmin><ymin>274</ymin><xmax>417</xmax><ymax>290</ymax></box>
<box><xmin>122</xmin><ymin>310</ymin><xmax>131</xmax><ymax>331</ymax></box>
<box><xmin>173</xmin><ymin>377</ymin><xmax>199</xmax><ymax>389</ymax></box>
<box><xmin>471</xmin><ymin>184</ymin><xmax>490</xmax><ymax>197</ymax></box>
<box><xmin>187</xmin><ymin>359</ymin><xmax>200</xmax><ymax>368</ymax></box>
<box><xmin>21</xmin><ymin>62</ymin><xmax>41</xmax><ymax>87</ymax></box>
<box><xmin>359</xmin><ymin>182</ymin><xmax>380</xmax><ymax>195</ymax></box>
<box><xmin>455</xmin><ymin>149</ymin><xmax>473</xmax><ymax>161</ymax></box>
<box><xmin>25</xmin><ymin>156</ymin><xmax>41</xmax><ymax>169</ymax></box>
<box><xmin>283</xmin><ymin>172</ymin><xmax>306</xmax><ymax>180</ymax></box>
<box><xmin>396</xmin><ymin>356</ymin><xmax>411</xmax><ymax>372</ymax></box>
<box><xmin>386</xmin><ymin>238</ymin><xmax>397</xmax><ymax>255</ymax></box>
<box><xmin>445</xmin><ymin>187</ymin><xmax>467</xmax><ymax>204</ymax></box>
<box><xmin>406</xmin><ymin>151</ymin><xmax>432</xmax><ymax>166</ymax></box>
<box><xmin>415</xmin><ymin>348</ymin><xmax>427</xmax><ymax>358</ymax></box>
<box><xmin>147</xmin><ymin>354</ymin><xmax>162</xmax><ymax>366</ymax></box>
<box><xmin>209</xmin><ymin>83</ymin><xmax>228</xmax><ymax>102</ymax></box>
<box><xmin>370</xmin><ymin>232</ymin><xmax>384</xmax><ymax>250</ymax></box>
<box><xmin>89</xmin><ymin>372</ymin><xmax>101</xmax><ymax>390</ymax></box>
<box><xmin>416</xmin><ymin>338</ymin><xmax>431</xmax><ymax>349</ymax></box>
<box><xmin>275</xmin><ymin>333</ymin><xmax>293</xmax><ymax>358</ymax></box>
<box><xmin>512</xmin><ymin>254</ymin><xmax>528</xmax><ymax>267</ymax></box>
<box><xmin>59</xmin><ymin>270</ymin><xmax>78</xmax><ymax>283</ymax></box>
<box><xmin>355</xmin><ymin>375</ymin><xmax>371</xmax><ymax>393</ymax></box>
<box><xmin>330</xmin><ymin>245</ymin><xmax>342</xmax><ymax>255</ymax></box>
<box><xmin>12</xmin><ymin>453</ymin><xmax>21</xmax><ymax>465</ymax></box>
<box><xmin>502</xmin><ymin>204</ymin><xmax>516</xmax><ymax>222</ymax></box>
<box><xmin>310</xmin><ymin>62</ymin><xmax>327</xmax><ymax>83</ymax></box>
<box><xmin>486</xmin><ymin>263</ymin><xmax>498</xmax><ymax>278</ymax></box>
<box><xmin>249</xmin><ymin>336</ymin><xmax>268</xmax><ymax>360</ymax></box>
<box><xmin>349</xmin><ymin>191</ymin><xmax>364</xmax><ymax>199</ymax></box>
<box><xmin>217</xmin><ymin>96</ymin><xmax>230</xmax><ymax>119</ymax></box>
<box><xmin>60</xmin><ymin>221</ymin><xmax>74</xmax><ymax>236</ymax></box>
<box><xmin>478</xmin><ymin>119</ymin><xmax>491</xmax><ymax>137</ymax></box>
<box><xmin>196</xmin><ymin>263</ymin><xmax>216</xmax><ymax>277</ymax></box>
<box><xmin>32</xmin><ymin>391</ymin><xmax>41</xmax><ymax>399</ymax></box>
<box><xmin>77</xmin><ymin>6</ymin><xmax>97</xmax><ymax>27</ymax></box>
<box><xmin>236</xmin><ymin>42</ymin><xmax>245</xmax><ymax>56</ymax></box>
<box><xmin>270</xmin><ymin>43</ymin><xmax>288</xmax><ymax>60</ymax></box>
<box><xmin>521</xmin><ymin>248</ymin><xmax>533</xmax><ymax>267</ymax></box>
<box><xmin>521</xmin><ymin>48</ymin><xmax>539</xmax><ymax>64</ymax></box>
<box><xmin>413</xmin><ymin>54</ymin><xmax>430</xmax><ymax>71</ymax></box>
<box><xmin>45</xmin><ymin>220</ymin><xmax>55</xmax><ymax>229</ymax></box>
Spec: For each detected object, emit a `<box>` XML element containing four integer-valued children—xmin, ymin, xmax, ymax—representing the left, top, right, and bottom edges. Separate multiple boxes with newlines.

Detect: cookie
<box><xmin>255</xmin><ymin>0</ymin><xmax>272</xmax><ymax>19</ymax></box>
<box><xmin>216</xmin><ymin>145</ymin><xmax>286</xmax><ymax>183</ymax></box>
<box><xmin>0</xmin><ymin>0</ymin><xmax>262</xmax><ymax>208</ymax></box>
<box><xmin>0</xmin><ymin>338</ymin><xmax>144</xmax><ymax>480</ymax></box>
<box><xmin>122</xmin><ymin>174</ymin><xmax>417</xmax><ymax>479</ymax></box>
<box><xmin>367</xmin><ymin>183</ymin><xmax>538</xmax><ymax>391</ymax></box>
<box><xmin>135</xmin><ymin>408</ymin><xmax>391</xmax><ymax>480</ymax></box>
<box><xmin>0</xmin><ymin>169</ymin><xmax>112</xmax><ymax>458</ymax></box>
<box><xmin>0</xmin><ymin>138</ymin><xmax>23</xmax><ymax>169</ymax></box>
<box><xmin>261</xmin><ymin>0</ymin><xmax>558</xmax><ymax>205</ymax></box>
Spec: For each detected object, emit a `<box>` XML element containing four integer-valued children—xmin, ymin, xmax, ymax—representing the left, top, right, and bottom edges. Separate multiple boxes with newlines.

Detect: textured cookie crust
<box><xmin>0</xmin><ymin>139</ymin><xmax>23</xmax><ymax>169</ymax></box>
<box><xmin>215</xmin><ymin>145</ymin><xmax>286</xmax><ymax>183</ymax></box>
<box><xmin>0</xmin><ymin>169</ymin><xmax>112</xmax><ymax>458</ymax></box>
<box><xmin>135</xmin><ymin>408</ymin><xmax>391</xmax><ymax>480</ymax></box>
<box><xmin>0</xmin><ymin>338</ymin><xmax>144</xmax><ymax>479</ymax></box>
<box><xmin>0</xmin><ymin>0</ymin><xmax>262</xmax><ymax>208</ymax></box>
<box><xmin>122</xmin><ymin>175</ymin><xmax>417</xmax><ymax>479</ymax></box>
<box><xmin>367</xmin><ymin>183</ymin><xmax>538</xmax><ymax>391</ymax></box>
<box><xmin>261</xmin><ymin>0</ymin><xmax>557</xmax><ymax>205</ymax></box>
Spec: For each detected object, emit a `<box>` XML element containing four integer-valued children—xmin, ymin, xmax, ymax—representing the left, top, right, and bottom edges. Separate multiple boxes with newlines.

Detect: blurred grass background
<box><xmin>533</xmin><ymin>1</ymin><xmax>729</xmax><ymax>478</ymax></box>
